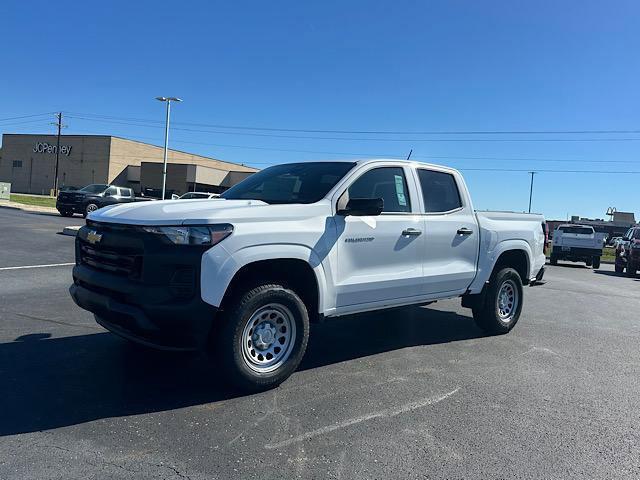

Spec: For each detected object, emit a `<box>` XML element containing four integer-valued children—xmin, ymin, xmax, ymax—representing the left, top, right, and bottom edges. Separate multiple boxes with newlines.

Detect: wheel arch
<box><xmin>201</xmin><ymin>244</ymin><xmax>328</xmax><ymax>320</ymax></box>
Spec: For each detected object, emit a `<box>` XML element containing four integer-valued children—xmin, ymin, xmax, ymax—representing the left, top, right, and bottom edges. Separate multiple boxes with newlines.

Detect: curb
<box><xmin>62</xmin><ymin>226</ymin><xmax>80</xmax><ymax>237</ymax></box>
<box><xmin>0</xmin><ymin>202</ymin><xmax>59</xmax><ymax>215</ymax></box>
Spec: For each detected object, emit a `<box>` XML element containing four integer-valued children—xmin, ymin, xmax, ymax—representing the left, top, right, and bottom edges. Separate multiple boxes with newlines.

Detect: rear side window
<box><xmin>417</xmin><ymin>169</ymin><xmax>462</xmax><ymax>213</ymax></box>
<box><xmin>118</xmin><ymin>188</ymin><xmax>132</xmax><ymax>197</ymax></box>
<box><xmin>345</xmin><ymin>167</ymin><xmax>411</xmax><ymax>213</ymax></box>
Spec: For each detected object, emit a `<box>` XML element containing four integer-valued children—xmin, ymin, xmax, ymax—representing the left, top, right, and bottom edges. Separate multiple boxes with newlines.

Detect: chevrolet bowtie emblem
<box><xmin>86</xmin><ymin>230</ymin><xmax>103</xmax><ymax>244</ymax></box>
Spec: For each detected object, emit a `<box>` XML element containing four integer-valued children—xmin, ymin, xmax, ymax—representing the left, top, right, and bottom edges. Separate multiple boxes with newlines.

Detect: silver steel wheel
<box><xmin>496</xmin><ymin>279</ymin><xmax>518</xmax><ymax>322</ymax></box>
<box><xmin>86</xmin><ymin>203</ymin><xmax>98</xmax><ymax>213</ymax></box>
<box><xmin>241</xmin><ymin>303</ymin><xmax>296</xmax><ymax>373</ymax></box>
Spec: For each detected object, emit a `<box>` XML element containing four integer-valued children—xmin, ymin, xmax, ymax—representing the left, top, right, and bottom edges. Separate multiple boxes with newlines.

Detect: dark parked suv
<box><xmin>56</xmin><ymin>184</ymin><xmax>136</xmax><ymax>217</ymax></box>
<box><xmin>615</xmin><ymin>226</ymin><xmax>640</xmax><ymax>276</ymax></box>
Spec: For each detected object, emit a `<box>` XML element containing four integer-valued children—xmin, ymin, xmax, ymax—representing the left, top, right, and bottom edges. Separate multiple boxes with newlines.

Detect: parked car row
<box><xmin>56</xmin><ymin>185</ymin><xmax>221</xmax><ymax>217</ymax></box>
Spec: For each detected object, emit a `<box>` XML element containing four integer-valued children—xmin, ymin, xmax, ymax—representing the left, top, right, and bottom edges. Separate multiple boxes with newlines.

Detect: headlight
<box><xmin>142</xmin><ymin>224</ymin><xmax>233</xmax><ymax>245</ymax></box>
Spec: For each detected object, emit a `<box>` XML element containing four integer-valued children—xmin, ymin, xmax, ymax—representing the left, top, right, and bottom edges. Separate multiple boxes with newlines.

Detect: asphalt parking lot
<box><xmin>1</xmin><ymin>208</ymin><xmax>639</xmax><ymax>479</ymax></box>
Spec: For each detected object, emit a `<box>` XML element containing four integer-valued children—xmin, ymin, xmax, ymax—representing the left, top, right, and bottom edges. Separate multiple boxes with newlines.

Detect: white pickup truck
<box><xmin>550</xmin><ymin>224</ymin><xmax>606</xmax><ymax>268</ymax></box>
<box><xmin>70</xmin><ymin>159</ymin><xmax>546</xmax><ymax>390</ymax></box>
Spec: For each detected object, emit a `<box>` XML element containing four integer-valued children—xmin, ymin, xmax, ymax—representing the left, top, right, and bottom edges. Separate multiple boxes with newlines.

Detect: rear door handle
<box><xmin>457</xmin><ymin>227</ymin><xmax>473</xmax><ymax>235</ymax></box>
<box><xmin>402</xmin><ymin>228</ymin><xmax>422</xmax><ymax>236</ymax></box>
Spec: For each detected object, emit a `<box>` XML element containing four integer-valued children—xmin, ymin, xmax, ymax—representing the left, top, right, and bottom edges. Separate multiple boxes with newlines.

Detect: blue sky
<box><xmin>2</xmin><ymin>0</ymin><xmax>639</xmax><ymax>220</ymax></box>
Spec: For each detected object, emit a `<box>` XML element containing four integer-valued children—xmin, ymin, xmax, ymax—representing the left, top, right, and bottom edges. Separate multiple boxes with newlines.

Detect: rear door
<box><xmin>415</xmin><ymin>168</ymin><xmax>479</xmax><ymax>294</ymax></box>
<box><xmin>333</xmin><ymin>164</ymin><xmax>425</xmax><ymax>307</ymax></box>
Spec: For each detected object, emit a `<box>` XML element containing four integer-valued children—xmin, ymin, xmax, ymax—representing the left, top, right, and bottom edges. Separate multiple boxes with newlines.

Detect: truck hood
<box><xmin>88</xmin><ymin>198</ymin><xmax>331</xmax><ymax>226</ymax></box>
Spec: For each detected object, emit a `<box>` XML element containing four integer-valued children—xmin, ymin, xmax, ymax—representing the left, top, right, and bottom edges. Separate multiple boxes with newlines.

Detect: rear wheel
<box><xmin>212</xmin><ymin>282</ymin><xmax>309</xmax><ymax>391</ymax></box>
<box><xmin>592</xmin><ymin>257</ymin><xmax>600</xmax><ymax>269</ymax></box>
<box><xmin>473</xmin><ymin>268</ymin><xmax>523</xmax><ymax>335</ymax></box>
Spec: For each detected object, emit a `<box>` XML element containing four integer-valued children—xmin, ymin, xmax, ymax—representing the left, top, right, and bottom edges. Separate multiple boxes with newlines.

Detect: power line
<box><xmin>65</xmin><ymin>116</ymin><xmax>640</xmax><ymax>143</ymax></box>
<box><xmin>0</xmin><ymin>112</ymin><xmax>56</xmax><ymax>123</ymax></box>
<box><xmin>65</xmin><ymin>111</ymin><xmax>640</xmax><ymax>136</ymax></box>
<box><xmin>62</xmin><ymin>127</ymin><xmax>640</xmax><ymax>165</ymax></box>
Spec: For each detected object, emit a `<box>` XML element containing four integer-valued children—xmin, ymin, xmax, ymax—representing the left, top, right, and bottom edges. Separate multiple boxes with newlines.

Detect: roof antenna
<box><xmin>406</xmin><ymin>149</ymin><xmax>413</xmax><ymax>160</ymax></box>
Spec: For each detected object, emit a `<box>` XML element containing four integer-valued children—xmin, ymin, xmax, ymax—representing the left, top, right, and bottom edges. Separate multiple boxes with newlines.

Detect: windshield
<box><xmin>80</xmin><ymin>184</ymin><xmax>109</xmax><ymax>194</ymax></box>
<box><xmin>221</xmin><ymin>162</ymin><xmax>356</xmax><ymax>204</ymax></box>
<box><xmin>629</xmin><ymin>229</ymin><xmax>640</xmax><ymax>240</ymax></box>
<box><xmin>180</xmin><ymin>192</ymin><xmax>210</xmax><ymax>199</ymax></box>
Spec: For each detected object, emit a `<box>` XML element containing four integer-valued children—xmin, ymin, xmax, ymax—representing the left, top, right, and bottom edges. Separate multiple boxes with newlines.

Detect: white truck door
<box><xmin>415</xmin><ymin>168</ymin><xmax>479</xmax><ymax>294</ymax></box>
<box><xmin>333</xmin><ymin>165</ymin><xmax>425</xmax><ymax>307</ymax></box>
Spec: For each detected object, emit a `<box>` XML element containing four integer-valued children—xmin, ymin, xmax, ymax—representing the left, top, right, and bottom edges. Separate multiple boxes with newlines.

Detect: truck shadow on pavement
<box><xmin>0</xmin><ymin>306</ymin><xmax>485</xmax><ymax>436</ymax></box>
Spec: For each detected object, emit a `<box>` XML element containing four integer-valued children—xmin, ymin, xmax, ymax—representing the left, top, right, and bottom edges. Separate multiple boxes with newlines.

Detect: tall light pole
<box><xmin>156</xmin><ymin>96</ymin><xmax>182</xmax><ymax>199</ymax></box>
<box><xmin>528</xmin><ymin>171</ymin><xmax>537</xmax><ymax>213</ymax></box>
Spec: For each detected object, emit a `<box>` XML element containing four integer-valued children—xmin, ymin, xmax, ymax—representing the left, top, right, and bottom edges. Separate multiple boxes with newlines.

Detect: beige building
<box><xmin>0</xmin><ymin>134</ymin><xmax>257</xmax><ymax>195</ymax></box>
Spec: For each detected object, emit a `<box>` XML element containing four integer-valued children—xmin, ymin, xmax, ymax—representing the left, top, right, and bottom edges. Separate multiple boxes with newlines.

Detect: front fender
<box><xmin>200</xmin><ymin>243</ymin><xmax>329</xmax><ymax>312</ymax></box>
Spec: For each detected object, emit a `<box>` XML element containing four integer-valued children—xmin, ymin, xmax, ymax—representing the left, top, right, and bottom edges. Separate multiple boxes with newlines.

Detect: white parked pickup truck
<box><xmin>70</xmin><ymin>159</ymin><xmax>546</xmax><ymax>390</ymax></box>
<box><xmin>550</xmin><ymin>224</ymin><xmax>606</xmax><ymax>268</ymax></box>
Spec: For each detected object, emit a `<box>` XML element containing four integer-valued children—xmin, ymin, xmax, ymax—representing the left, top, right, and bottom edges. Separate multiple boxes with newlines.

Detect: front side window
<box><xmin>417</xmin><ymin>169</ymin><xmax>462</xmax><ymax>213</ymax></box>
<box><xmin>343</xmin><ymin>167</ymin><xmax>411</xmax><ymax>213</ymax></box>
<box><xmin>222</xmin><ymin>162</ymin><xmax>355</xmax><ymax>204</ymax></box>
<box><xmin>105</xmin><ymin>186</ymin><xmax>118</xmax><ymax>196</ymax></box>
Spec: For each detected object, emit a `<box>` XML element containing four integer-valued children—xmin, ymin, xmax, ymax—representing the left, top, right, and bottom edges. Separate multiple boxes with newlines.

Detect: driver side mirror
<box><xmin>337</xmin><ymin>198</ymin><xmax>383</xmax><ymax>216</ymax></box>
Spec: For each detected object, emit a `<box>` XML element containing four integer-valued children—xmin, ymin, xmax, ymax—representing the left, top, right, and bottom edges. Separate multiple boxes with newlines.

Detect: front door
<box><xmin>334</xmin><ymin>166</ymin><xmax>425</xmax><ymax>307</ymax></box>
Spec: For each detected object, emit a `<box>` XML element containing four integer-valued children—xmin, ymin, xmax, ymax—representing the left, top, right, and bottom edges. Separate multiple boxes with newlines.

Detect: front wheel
<box><xmin>627</xmin><ymin>264</ymin><xmax>637</xmax><ymax>277</ymax></box>
<box><xmin>615</xmin><ymin>263</ymin><xmax>624</xmax><ymax>273</ymax></box>
<box><xmin>212</xmin><ymin>283</ymin><xmax>309</xmax><ymax>391</ymax></box>
<box><xmin>84</xmin><ymin>203</ymin><xmax>99</xmax><ymax>217</ymax></box>
<box><xmin>473</xmin><ymin>268</ymin><xmax>523</xmax><ymax>335</ymax></box>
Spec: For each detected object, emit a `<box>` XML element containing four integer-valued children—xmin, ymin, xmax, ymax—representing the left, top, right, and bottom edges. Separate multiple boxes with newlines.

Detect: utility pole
<box><xmin>53</xmin><ymin>112</ymin><xmax>63</xmax><ymax>194</ymax></box>
<box><xmin>528</xmin><ymin>171</ymin><xmax>537</xmax><ymax>213</ymax></box>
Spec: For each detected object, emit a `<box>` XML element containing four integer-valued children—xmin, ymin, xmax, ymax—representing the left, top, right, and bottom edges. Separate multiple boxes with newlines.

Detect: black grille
<box><xmin>79</xmin><ymin>244</ymin><xmax>141</xmax><ymax>277</ymax></box>
<box><xmin>78</xmin><ymin>222</ymin><xmax>144</xmax><ymax>278</ymax></box>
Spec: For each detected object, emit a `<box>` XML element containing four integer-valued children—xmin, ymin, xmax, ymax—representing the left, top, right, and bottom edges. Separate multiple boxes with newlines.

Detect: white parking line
<box><xmin>0</xmin><ymin>262</ymin><xmax>75</xmax><ymax>271</ymax></box>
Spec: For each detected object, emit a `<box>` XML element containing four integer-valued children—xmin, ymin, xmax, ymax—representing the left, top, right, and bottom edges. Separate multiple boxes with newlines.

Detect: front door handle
<box><xmin>457</xmin><ymin>227</ymin><xmax>473</xmax><ymax>235</ymax></box>
<box><xmin>402</xmin><ymin>228</ymin><xmax>422</xmax><ymax>236</ymax></box>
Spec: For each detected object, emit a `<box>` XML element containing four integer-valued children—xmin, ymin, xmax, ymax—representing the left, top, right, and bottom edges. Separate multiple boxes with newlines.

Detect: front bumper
<box><xmin>70</xmin><ymin>223</ymin><xmax>218</xmax><ymax>350</ymax></box>
<box><xmin>56</xmin><ymin>201</ymin><xmax>82</xmax><ymax>213</ymax></box>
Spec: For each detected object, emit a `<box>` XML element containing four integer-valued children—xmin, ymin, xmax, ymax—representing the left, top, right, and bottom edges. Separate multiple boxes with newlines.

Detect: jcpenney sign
<box><xmin>33</xmin><ymin>142</ymin><xmax>72</xmax><ymax>156</ymax></box>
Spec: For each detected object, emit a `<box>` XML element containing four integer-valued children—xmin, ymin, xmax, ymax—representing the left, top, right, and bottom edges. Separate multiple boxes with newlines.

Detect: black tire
<box><xmin>586</xmin><ymin>258</ymin><xmax>592</xmax><ymax>267</ymax></box>
<box><xmin>550</xmin><ymin>255</ymin><xmax>558</xmax><ymax>266</ymax></box>
<box><xmin>592</xmin><ymin>257</ymin><xmax>600</xmax><ymax>269</ymax></box>
<box><xmin>84</xmin><ymin>203</ymin><xmax>99</xmax><ymax>218</ymax></box>
<box><xmin>212</xmin><ymin>283</ymin><xmax>310</xmax><ymax>392</ymax></box>
<box><xmin>627</xmin><ymin>264</ymin><xmax>637</xmax><ymax>277</ymax></box>
<box><xmin>615</xmin><ymin>263</ymin><xmax>624</xmax><ymax>273</ymax></box>
<box><xmin>472</xmin><ymin>267</ymin><xmax>523</xmax><ymax>335</ymax></box>
<box><xmin>58</xmin><ymin>210</ymin><xmax>73</xmax><ymax>217</ymax></box>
